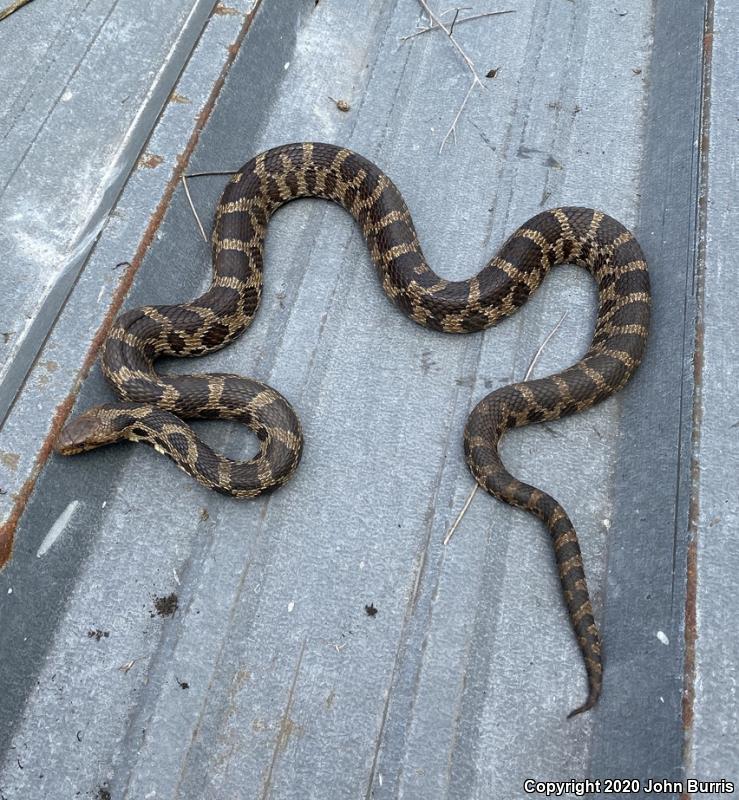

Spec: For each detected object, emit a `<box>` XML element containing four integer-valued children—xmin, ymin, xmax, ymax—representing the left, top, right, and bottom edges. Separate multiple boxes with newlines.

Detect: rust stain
<box><xmin>681</xmin><ymin>325</ymin><xmax>702</xmax><ymax>765</ymax></box>
<box><xmin>0</xmin><ymin>1</ymin><xmax>263</xmax><ymax>571</ymax></box>
<box><xmin>276</xmin><ymin>716</ymin><xmax>303</xmax><ymax>753</ymax></box>
<box><xmin>139</xmin><ymin>153</ymin><xmax>164</xmax><ymax>169</ymax></box>
<box><xmin>233</xmin><ymin>667</ymin><xmax>251</xmax><ymax>690</ymax></box>
<box><xmin>261</xmin><ymin>639</ymin><xmax>306</xmax><ymax>797</ymax></box>
<box><xmin>682</xmin><ymin>322</ymin><xmax>704</xmax><ymax>753</ymax></box>
<box><xmin>681</xmin><ymin>4</ymin><xmax>713</xmax><ymax>793</ymax></box>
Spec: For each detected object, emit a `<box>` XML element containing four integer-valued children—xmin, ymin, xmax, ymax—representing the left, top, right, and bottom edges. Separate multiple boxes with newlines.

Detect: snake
<box><xmin>56</xmin><ymin>142</ymin><xmax>650</xmax><ymax>717</ymax></box>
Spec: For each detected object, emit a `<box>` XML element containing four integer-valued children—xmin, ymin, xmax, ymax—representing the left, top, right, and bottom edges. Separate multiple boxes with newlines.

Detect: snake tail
<box><xmin>463</xmin><ymin>208</ymin><xmax>650</xmax><ymax>716</ymax></box>
<box><xmin>464</xmin><ymin>389</ymin><xmax>603</xmax><ymax>717</ymax></box>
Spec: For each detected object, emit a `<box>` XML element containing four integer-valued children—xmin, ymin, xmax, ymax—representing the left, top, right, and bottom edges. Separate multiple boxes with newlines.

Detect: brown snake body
<box><xmin>56</xmin><ymin>142</ymin><xmax>650</xmax><ymax>716</ymax></box>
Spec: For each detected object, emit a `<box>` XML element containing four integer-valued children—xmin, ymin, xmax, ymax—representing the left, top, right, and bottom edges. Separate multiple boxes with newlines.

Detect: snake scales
<box><xmin>56</xmin><ymin>142</ymin><xmax>650</xmax><ymax>716</ymax></box>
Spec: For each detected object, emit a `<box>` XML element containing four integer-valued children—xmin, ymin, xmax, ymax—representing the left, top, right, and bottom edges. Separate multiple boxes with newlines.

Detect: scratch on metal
<box><xmin>260</xmin><ymin>637</ymin><xmax>307</xmax><ymax>798</ymax></box>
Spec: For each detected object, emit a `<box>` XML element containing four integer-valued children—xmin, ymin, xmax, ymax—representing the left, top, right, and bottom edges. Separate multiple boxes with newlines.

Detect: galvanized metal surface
<box><xmin>0</xmin><ymin>0</ymin><xmax>732</xmax><ymax>798</ymax></box>
<box><xmin>589</xmin><ymin>0</ymin><xmax>704</xmax><ymax>783</ymax></box>
<box><xmin>689</xmin><ymin>0</ymin><xmax>739</xmax><ymax>787</ymax></box>
<box><xmin>0</xmin><ymin>0</ymin><xmax>220</xmax><ymax>428</ymax></box>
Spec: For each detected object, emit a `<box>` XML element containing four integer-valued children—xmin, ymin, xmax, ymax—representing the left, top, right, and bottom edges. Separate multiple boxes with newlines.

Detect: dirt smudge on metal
<box><xmin>152</xmin><ymin>592</ymin><xmax>179</xmax><ymax>617</ymax></box>
<box><xmin>139</xmin><ymin>153</ymin><xmax>164</xmax><ymax>169</ymax></box>
<box><xmin>214</xmin><ymin>3</ymin><xmax>241</xmax><ymax>15</ymax></box>
<box><xmin>0</xmin><ymin>452</ymin><xmax>20</xmax><ymax>471</ymax></box>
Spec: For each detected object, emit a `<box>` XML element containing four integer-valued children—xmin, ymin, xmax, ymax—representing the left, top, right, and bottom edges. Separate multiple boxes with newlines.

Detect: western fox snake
<box><xmin>56</xmin><ymin>142</ymin><xmax>650</xmax><ymax>716</ymax></box>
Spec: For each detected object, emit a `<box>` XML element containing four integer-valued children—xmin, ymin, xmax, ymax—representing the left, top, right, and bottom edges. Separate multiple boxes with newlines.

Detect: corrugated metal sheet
<box><xmin>0</xmin><ymin>0</ymin><xmax>733</xmax><ymax>797</ymax></box>
<box><xmin>690</xmin><ymin>0</ymin><xmax>738</xmax><ymax>785</ymax></box>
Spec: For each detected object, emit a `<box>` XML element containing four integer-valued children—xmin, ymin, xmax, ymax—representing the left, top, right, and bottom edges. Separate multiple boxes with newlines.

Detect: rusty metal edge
<box><xmin>0</xmin><ymin>0</ymin><xmax>264</xmax><ymax>570</ymax></box>
<box><xmin>680</xmin><ymin>2</ymin><xmax>714</xmax><ymax>796</ymax></box>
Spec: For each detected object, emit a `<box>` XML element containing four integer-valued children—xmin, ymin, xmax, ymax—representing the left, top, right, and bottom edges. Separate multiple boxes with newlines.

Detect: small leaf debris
<box><xmin>328</xmin><ymin>96</ymin><xmax>350</xmax><ymax>112</ymax></box>
<box><xmin>152</xmin><ymin>592</ymin><xmax>178</xmax><ymax>618</ymax></box>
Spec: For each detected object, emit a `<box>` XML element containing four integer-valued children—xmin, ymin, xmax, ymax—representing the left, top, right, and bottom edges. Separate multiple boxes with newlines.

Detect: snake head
<box><xmin>55</xmin><ymin>404</ymin><xmax>138</xmax><ymax>455</ymax></box>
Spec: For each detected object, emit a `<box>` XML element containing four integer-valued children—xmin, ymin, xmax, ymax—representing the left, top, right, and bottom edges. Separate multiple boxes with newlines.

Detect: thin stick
<box><xmin>185</xmin><ymin>169</ymin><xmax>241</xmax><ymax>178</ymax></box>
<box><xmin>402</xmin><ymin>3</ymin><xmax>515</xmax><ymax>151</ymax></box>
<box><xmin>440</xmin><ymin>78</ymin><xmax>476</xmax><ymax>153</ymax></box>
<box><xmin>400</xmin><ymin>10</ymin><xmax>515</xmax><ymax>41</ymax></box>
<box><xmin>0</xmin><ymin>0</ymin><xmax>33</xmax><ymax>22</ymax></box>
<box><xmin>444</xmin><ymin>311</ymin><xmax>569</xmax><ymax>544</ymax></box>
<box><xmin>181</xmin><ymin>174</ymin><xmax>208</xmax><ymax>243</ymax></box>
<box><xmin>182</xmin><ymin>168</ymin><xmax>244</xmax><ymax>240</ymax></box>
<box><xmin>416</xmin><ymin>0</ymin><xmax>487</xmax><ymax>89</ymax></box>
<box><xmin>443</xmin><ymin>483</ymin><xmax>478</xmax><ymax>545</ymax></box>
<box><xmin>523</xmin><ymin>311</ymin><xmax>568</xmax><ymax>380</ymax></box>
<box><xmin>448</xmin><ymin>7</ymin><xmax>461</xmax><ymax>34</ymax></box>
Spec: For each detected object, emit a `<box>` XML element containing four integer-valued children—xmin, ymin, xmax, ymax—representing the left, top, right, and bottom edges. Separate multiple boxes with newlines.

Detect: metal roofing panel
<box><xmin>690</xmin><ymin>0</ymin><xmax>739</xmax><ymax>784</ymax></box>
<box><xmin>0</xmin><ymin>0</ymin><xmax>732</xmax><ymax>797</ymax></box>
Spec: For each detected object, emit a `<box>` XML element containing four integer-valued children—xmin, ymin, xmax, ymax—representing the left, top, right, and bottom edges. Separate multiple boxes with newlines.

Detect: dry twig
<box><xmin>443</xmin><ymin>482</ymin><xmax>478</xmax><ymax>545</ymax></box>
<box><xmin>404</xmin><ymin>2</ymin><xmax>513</xmax><ymax>152</ymax></box>
<box><xmin>444</xmin><ymin>311</ymin><xmax>569</xmax><ymax>545</ymax></box>
<box><xmin>416</xmin><ymin>0</ymin><xmax>487</xmax><ymax>87</ymax></box>
<box><xmin>181</xmin><ymin>175</ymin><xmax>208</xmax><ymax>243</ymax></box>
<box><xmin>180</xmin><ymin>168</ymin><xmax>242</xmax><ymax>242</ymax></box>
<box><xmin>185</xmin><ymin>169</ymin><xmax>240</xmax><ymax>177</ymax></box>
<box><xmin>523</xmin><ymin>311</ymin><xmax>568</xmax><ymax>381</ymax></box>
<box><xmin>400</xmin><ymin>9</ymin><xmax>515</xmax><ymax>41</ymax></box>
<box><xmin>0</xmin><ymin>0</ymin><xmax>34</xmax><ymax>22</ymax></box>
<box><xmin>439</xmin><ymin>79</ymin><xmax>476</xmax><ymax>152</ymax></box>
